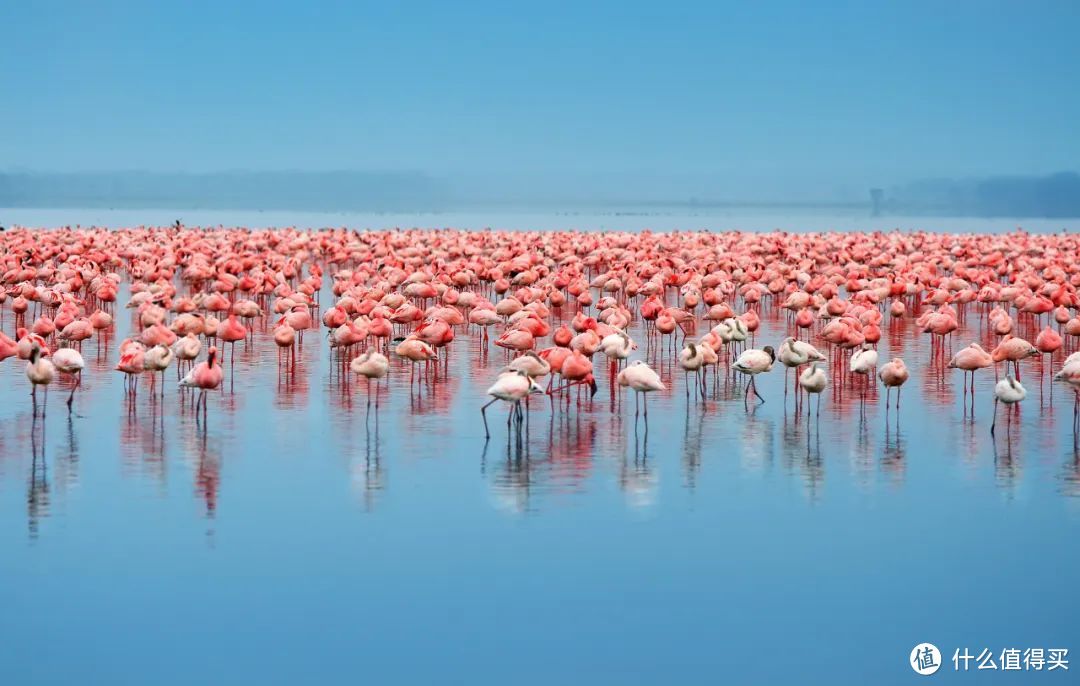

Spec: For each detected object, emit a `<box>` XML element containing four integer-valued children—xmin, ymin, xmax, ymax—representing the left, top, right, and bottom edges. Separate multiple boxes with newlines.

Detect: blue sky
<box><xmin>2</xmin><ymin>1</ymin><xmax>1078</xmax><ymax>198</ymax></box>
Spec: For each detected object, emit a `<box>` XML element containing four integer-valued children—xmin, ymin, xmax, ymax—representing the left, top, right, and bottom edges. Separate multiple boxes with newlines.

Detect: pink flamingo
<box><xmin>180</xmin><ymin>346</ymin><xmax>224</xmax><ymax>422</ymax></box>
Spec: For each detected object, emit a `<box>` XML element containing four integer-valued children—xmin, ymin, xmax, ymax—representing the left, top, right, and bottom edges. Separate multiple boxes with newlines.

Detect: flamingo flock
<box><xmin>1</xmin><ymin>225</ymin><xmax>1079</xmax><ymax>443</ymax></box>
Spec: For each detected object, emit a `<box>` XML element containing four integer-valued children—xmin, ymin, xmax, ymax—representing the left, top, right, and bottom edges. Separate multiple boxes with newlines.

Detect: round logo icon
<box><xmin>910</xmin><ymin>643</ymin><xmax>942</xmax><ymax>675</ymax></box>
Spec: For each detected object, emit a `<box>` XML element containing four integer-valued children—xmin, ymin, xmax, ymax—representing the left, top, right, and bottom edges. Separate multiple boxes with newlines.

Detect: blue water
<box><xmin>2</xmin><ymin>226</ymin><xmax>1080</xmax><ymax>684</ymax></box>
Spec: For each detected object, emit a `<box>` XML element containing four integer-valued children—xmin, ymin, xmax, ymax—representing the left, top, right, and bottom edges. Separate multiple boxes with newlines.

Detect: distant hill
<box><xmin>884</xmin><ymin>172</ymin><xmax>1080</xmax><ymax>218</ymax></box>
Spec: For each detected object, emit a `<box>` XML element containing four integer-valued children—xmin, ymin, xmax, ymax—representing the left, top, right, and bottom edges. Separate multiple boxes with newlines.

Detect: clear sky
<box><xmin>3</xmin><ymin>1</ymin><xmax>1078</xmax><ymax>199</ymax></box>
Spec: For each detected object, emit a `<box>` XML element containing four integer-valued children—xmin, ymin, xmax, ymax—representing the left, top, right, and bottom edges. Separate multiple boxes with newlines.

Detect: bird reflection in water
<box><xmin>620</xmin><ymin>435</ymin><xmax>657</xmax><ymax>509</ymax></box>
<box><xmin>53</xmin><ymin>414</ymin><xmax>81</xmax><ymax>495</ymax></box>
<box><xmin>406</xmin><ymin>362</ymin><xmax>459</xmax><ymax>417</ymax></box>
<box><xmin>350</xmin><ymin>419</ymin><xmax>384</xmax><ymax>511</ymax></box>
<box><xmin>92</xmin><ymin>329</ymin><xmax>113</xmax><ymax>369</ymax></box>
<box><xmin>739</xmin><ymin>414</ymin><xmax>775</xmax><ymax>475</ymax></box>
<box><xmin>28</xmin><ymin>414</ymin><xmax>50</xmax><ymax>539</ymax></box>
<box><xmin>121</xmin><ymin>394</ymin><xmax>170</xmax><ymax>483</ymax></box>
<box><xmin>993</xmin><ymin>421</ymin><xmax>1023</xmax><ymax>494</ymax></box>
<box><xmin>780</xmin><ymin>419</ymin><xmax>825</xmax><ymax>501</ymax></box>
<box><xmin>123</xmin><ymin>379</ymin><xmax>139</xmax><ymax>422</ymax></box>
<box><xmin>274</xmin><ymin>352</ymin><xmax>311</xmax><ymax>411</ymax></box>
<box><xmin>488</xmin><ymin>439</ymin><xmax>533</xmax><ymax>514</ymax></box>
<box><xmin>881</xmin><ymin>421</ymin><xmax>907</xmax><ymax>486</ymax></box>
<box><xmin>547</xmin><ymin>413</ymin><xmax>596</xmax><ymax>488</ymax></box>
<box><xmin>485</xmin><ymin>412</ymin><xmax>604</xmax><ymax>511</ymax></box>
<box><xmin>1061</xmin><ymin>442</ymin><xmax>1080</xmax><ymax>497</ymax></box>
<box><xmin>193</xmin><ymin>429</ymin><xmax>221</xmax><ymax>522</ymax></box>
<box><xmin>926</xmin><ymin>344</ymin><xmax>957</xmax><ymax>410</ymax></box>
<box><xmin>681</xmin><ymin>406</ymin><xmax>706</xmax><ymax>490</ymax></box>
<box><xmin>849</xmin><ymin>413</ymin><xmax>875</xmax><ymax>487</ymax></box>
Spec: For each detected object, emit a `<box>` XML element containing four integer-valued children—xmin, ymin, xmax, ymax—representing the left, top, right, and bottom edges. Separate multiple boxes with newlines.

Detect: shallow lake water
<box><xmin>2</xmin><ymin>212</ymin><xmax>1080</xmax><ymax>684</ymax></box>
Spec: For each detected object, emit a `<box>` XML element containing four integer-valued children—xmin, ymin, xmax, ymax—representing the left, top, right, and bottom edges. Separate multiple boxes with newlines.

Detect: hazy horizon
<box><xmin>4</xmin><ymin>169</ymin><xmax>1080</xmax><ymax>217</ymax></box>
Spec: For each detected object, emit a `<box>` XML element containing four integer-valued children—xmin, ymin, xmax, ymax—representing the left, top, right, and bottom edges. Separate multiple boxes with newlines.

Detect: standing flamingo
<box><xmin>678</xmin><ymin>342</ymin><xmax>706</xmax><ymax>400</ymax></box>
<box><xmin>733</xmin><ymin>346</ymin><xmax>775</xmax><ymax>407</ymax></box>
<box><xmin>850</xmin><ymin>344</ymin><xmax>879</xmax><ymax>410</ymax></box>
<box><xmin>26</xmin><ymin>343</ymin><xmax>56</xmax><ymax>417</ymax></box>
<box><xmin>144</xmin><ymin>344</ymin><xmax>175</xmax><ymax>397</ymax></box>
<box><xmin>991</xmin><ymin>375</ymin><xmax>1026</xmax><ymax>435</ymax></box>
<box><xmin>481</xmin><ymin>370</ymin><xmax>544</xmax><ymax>439</ymax></box>
<box><xmin>351</xmin><ymin>348</ymin><xmax>390</xmax><ymax>412</ymax></box>
<box><xmin>778</xmin><ymin>337</ymin><xmax>826</xmax><ymax>403</ymax></box>
<box><xmin>180</xmin><ymin>346</ymin><xmax>225</xmax><ymax>423</ymax></box>
<box><xmin>617</xmin><ymin>360</ymin><xmax>666</xmax><ymax>422</ymax></box>
<box><xmin>799</xmin><ymin>363</ymin><xmax>827</xmax><ymax>418</ymax></box>
<box><xmin>878</xmin><ymin>358</ymin><xmax>909</xmax><ymax>412</ymax></box>
<box><xmin>948</xmin><ymin>343</ymin><xmax>993</xmax><ymax>401</ymax></box>
<box><xmin>52</xmin><ymin>346</ymin><xmax>85</xmax><ymax>411</ymax></box>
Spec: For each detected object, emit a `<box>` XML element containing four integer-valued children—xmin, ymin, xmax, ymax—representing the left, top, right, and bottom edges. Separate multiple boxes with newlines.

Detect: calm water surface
<box><xmin>3</xmin><ymin>221</ymin><xmax>1080</xmax><ymax>684</ymax></box>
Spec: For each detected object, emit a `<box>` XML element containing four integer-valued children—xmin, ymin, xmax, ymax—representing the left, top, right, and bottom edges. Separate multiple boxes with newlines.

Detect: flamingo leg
<box><xmin>480</xmin><ymin>397</ymin><xmax>498</xmax><ymax>439</ymax></box>
<box><xmin>67</xmin><ymin>376</ymin><xmax>80</xmax><ymax>410</ymax></box>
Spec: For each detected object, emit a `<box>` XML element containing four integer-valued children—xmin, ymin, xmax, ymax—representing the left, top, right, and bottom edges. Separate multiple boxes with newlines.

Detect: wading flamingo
<box><xmin>52</xmin><ymin>346</ymin><xmax>85</xmax><ymax>410</ymax></box>
<box><xmin>26</xmin><ymin>343</ymin><xmax>56</xmax><ymax>416</ymax></box>
<box><xmin>733</xmin><ymin>346</ymin><xmax>775</xmax><ymax>407</ymax></box>
<box><xmin>991</xmin><ymin>375</ymin><xmax>1026</xmax><ymax>435</ymax></box>
<box><xmin>878</xmin><ymin>358</ymin><xmax>909</xmax><ymax>411</ymax></box>
<box><xmin>180</xmin><ymin>346</ymin><xmax>225</xmax><ymax>422</ymax></box>
<box><xmin>351</xmin><ymin>348</ymin><xmax>390</xmax><ymax>412</ymax></box>
<box><xmin>799</xmin><ymin>363</ymin><xmax>827</xmax><ymax>418</ymax></box>
<box><xmin>481</xmin><ymin>370</ymin><xmax>544</xmax><ymax>438</ymax></box>
<box><xmin>617</xmin><ymin>360</ymin><xmax>666</xmax><ymax>421</ymax></box>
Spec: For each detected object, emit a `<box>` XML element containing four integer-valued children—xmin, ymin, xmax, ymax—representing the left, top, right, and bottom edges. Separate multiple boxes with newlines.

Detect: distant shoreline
<box><xmin>4</xmin><ymin>171</ymin><xmax>1079</xmax><ymax>218</ymax></box>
